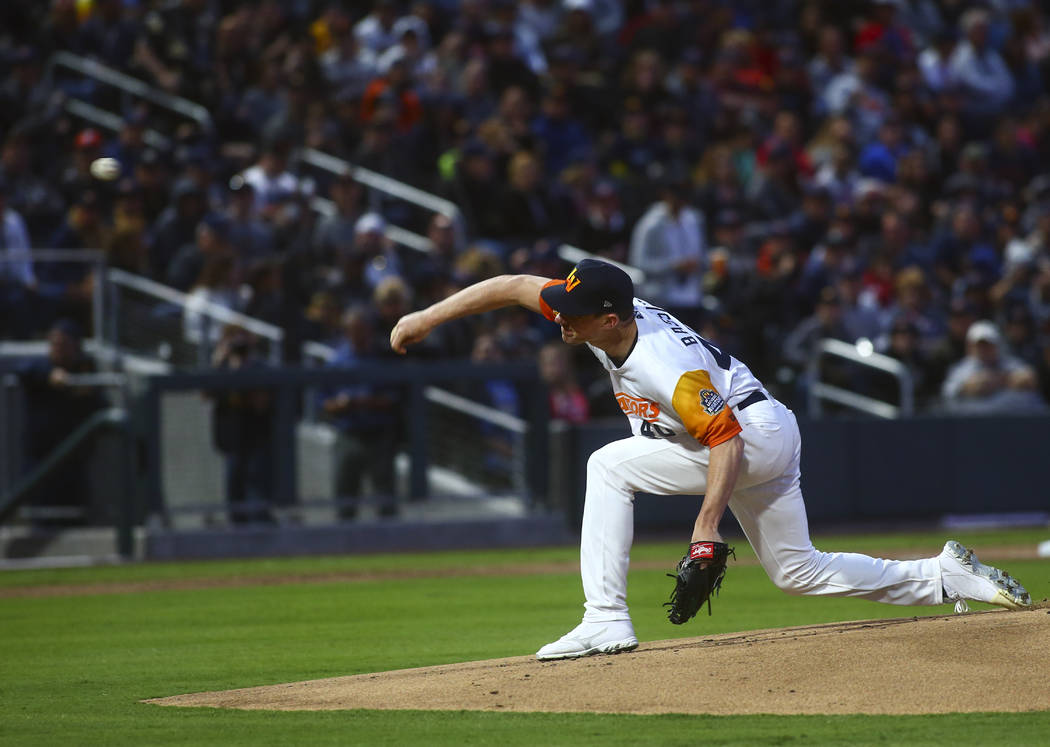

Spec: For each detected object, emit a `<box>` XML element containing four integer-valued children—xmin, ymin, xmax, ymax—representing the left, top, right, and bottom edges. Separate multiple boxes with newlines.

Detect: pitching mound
<box><xmin>147</xmin><ymin>606</ymin><xmax>1050</xmax><ymax>715</ymax></box>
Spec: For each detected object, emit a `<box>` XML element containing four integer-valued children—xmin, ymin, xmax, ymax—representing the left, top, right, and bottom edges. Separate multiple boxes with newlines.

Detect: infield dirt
<box><xmin>148</xmin><ymin>604</ymin><xmax>1050</xmax><ymax>715</ymax></box>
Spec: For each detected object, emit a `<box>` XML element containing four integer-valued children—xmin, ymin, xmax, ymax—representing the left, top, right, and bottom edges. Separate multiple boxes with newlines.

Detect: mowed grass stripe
<box><xmin>2</xmin><ymin>526</ymin><xmax>1047</xmax><ymax>595</ymax></box>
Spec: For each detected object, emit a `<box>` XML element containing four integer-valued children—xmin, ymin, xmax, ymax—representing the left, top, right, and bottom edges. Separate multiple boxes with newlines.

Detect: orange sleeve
<box><xmin>671</xmin><ymin>370</ymin><xmax>742</xmax><ymax>447</ymax></box>
<box><xmin>538</xmin><ymin>279</ymin><xmax>564</xmax><ymax>321</ymax></box>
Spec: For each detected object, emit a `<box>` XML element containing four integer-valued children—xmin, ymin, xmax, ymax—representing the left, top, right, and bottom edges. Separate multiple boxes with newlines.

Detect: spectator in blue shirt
<box><xmin>319</xmin><ymin>305</ymin><xmax>401</xmax><ymax>519</ymax></box>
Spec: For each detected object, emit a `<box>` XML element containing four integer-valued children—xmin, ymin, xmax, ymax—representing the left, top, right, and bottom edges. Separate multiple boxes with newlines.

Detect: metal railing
<box><xmin>807</xmin><ymin>338</ymin><xmax>914</xmax><ymax>419</ymax></box>
<box><xmin>106</xmin><ymin>268</ymin><xmax>294</xmax><ymax>367</ymax></box>
<box><xmin>138</xmin><ymin>362</ymin><xmax>550</xmax><ymax>525</ymax></box>
<box><xmin>298</xmin><ymin>148</ymin><xmax>466</xmax><ymax>248</ymax></box>
<box><xmin>47</xmin><ymin>51</ymin><xmax>214</xmax><ymax>131</ymax></box>
<box><xmin>1</xmin><ymin>249</ymin><xmax>107</xmax><ymax>349</ymax></box>
<box><xmin>62</xmin><ymin>98</ymin><xmax>173</xmax><ymax>149</ymax></box>
<box><xmin>557</xmin><ymin>244</ymin><xmax>647</xmax><ymax>284</ymax></box>
<box><xmin>309</xmin><ymin>196</ymin><xmax>435</xmax><ymax>254</ymax></box>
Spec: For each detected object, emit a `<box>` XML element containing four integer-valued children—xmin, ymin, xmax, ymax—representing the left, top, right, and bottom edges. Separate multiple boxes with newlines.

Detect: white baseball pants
<box><xmin>580</xmin><ymin>396</ymin><xmax>944</xmax><ymax>623</ymax></box>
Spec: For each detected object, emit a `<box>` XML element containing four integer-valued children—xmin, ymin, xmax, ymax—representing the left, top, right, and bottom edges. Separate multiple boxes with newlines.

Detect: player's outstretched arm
<box><xmin>390</xmin><ymin>274</ymin><xmax>550</xmax><ymax>354</ymax></box>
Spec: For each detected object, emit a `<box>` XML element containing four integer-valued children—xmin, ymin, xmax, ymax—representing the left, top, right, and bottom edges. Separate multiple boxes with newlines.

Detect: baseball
<box><xmin>1038</xmin><ymin>539</ymin><xmax>1050</xmax><ymax>558</ymax></box>
<box><xmin>89</xmin><ymin>157</ymin><xmax>122</xmax><ymax>181</ymax></box>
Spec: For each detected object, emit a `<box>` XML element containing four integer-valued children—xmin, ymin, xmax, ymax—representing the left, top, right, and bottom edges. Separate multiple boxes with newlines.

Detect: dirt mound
<box><xmin>148</xmin><ymin>605</ymin><xmax>1050</xmax><ymax>715</ymax></box>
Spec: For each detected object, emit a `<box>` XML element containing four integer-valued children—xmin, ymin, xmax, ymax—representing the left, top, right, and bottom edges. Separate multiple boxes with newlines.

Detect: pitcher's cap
<box><xmin>540</xmin><ymin>259</ymin><xmax>634</xmax><ymax>318</ymax></box>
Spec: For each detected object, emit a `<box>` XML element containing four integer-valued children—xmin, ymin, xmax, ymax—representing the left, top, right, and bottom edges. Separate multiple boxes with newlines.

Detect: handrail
<box><xmin>0</xmin><ymin>408</ymin><xmax>129</xmax><ymax>524</ymax></box>
<box><xmin>424</xmin><ymin>385</ymin><xmax>528</xmax><ymax>434</ymax></box>
<box><xmin>809</xmin><ymin>382</ymin><xmax>901</xmax><ymax>419</ymax></box>
<box><xmin>807</xmin><ymin>338</ymin><xmax>914</xmax><ymax>419</ymax></box>
<box><xmin>62</xmin><ymin>98</ymin><xmax>172</xmax><ymax>150</ymax></box>
<box><xmin>4</xmin><ymin>250</ymin><xmax>107</xmax><ymax>356</ymax></box>
<box><xmin>299</xmin><ymin>148</ymin><xmax>462</xmax><ymax>220</ymax></box>
<box><xmin>557</xmin><ymin>244</ymin><xmax>647</xmax><ymax>284</ymax></box>
<box><xmin>309</xmin><ymin>196</ymin><xmax>435</xmax><ymax>253</ymax></box>
<box><xmin>108</xmin><ymin>267</ymin><xmax>283</xmax><ymax>342</ymax></box>
<box><xmin>48</xmin><ymin>51</ymin><xmax>213</xmax><ymax>130</ymax></box>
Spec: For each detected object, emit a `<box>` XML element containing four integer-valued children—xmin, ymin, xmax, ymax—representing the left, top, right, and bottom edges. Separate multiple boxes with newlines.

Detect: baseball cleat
<box><xmin>939</xmin><ymin>540</ymin><xmax>1032</xmax><ymax>610</ymax></box>
<box><xmin>535</xmin><ymin>620</ymin><xmax>638</xmax><ymax>661</ymax></box>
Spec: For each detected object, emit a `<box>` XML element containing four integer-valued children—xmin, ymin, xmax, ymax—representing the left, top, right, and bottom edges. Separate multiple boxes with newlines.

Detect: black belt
<box><xmin>736</xmin><ymin>391</ymin><xmax>767</xmax><ymax>410</ymax></box>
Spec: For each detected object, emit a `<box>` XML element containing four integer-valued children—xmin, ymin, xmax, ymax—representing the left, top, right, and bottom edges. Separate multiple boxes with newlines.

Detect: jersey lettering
<box><xmin>615</xmin><ymin>392</ymin><xmax>661</xmax><ymax>420</ymax></box>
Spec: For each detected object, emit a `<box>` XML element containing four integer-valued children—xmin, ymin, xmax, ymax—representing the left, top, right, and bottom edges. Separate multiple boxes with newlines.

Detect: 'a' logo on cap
<box><xmin>565</xmin><ymin>268</ymin><xmax>581</xmax><ymax>292</ymax></box>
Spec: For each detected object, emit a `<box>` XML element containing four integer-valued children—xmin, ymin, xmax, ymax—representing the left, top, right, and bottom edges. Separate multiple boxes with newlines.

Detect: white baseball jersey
<box><xmin>535</xmin><ymin>281</ymin><xmax>950</xmax><ymax>632</ymax></box>
<box><xmin>541</xmin><ymin>293</ymin><xmax>764</xmax><ymax>448</ymax></box>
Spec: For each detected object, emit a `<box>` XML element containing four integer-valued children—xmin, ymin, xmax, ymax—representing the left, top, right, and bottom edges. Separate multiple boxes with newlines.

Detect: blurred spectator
<box><xmin>320</xmin><ymin>305</ymin><xmax>401</xmax><ymax>520</ymax></box>
<box><xmin>371</xmin><ymin>275</ymin><xmax>414</xmax><ymax>352</ymax></box>
<box><xmin>0</xmin><ymin>174</ymin><xmax>39</xmax><ymax>337</ymax></box>
<box><xmin>496</xmin><ymin>150</ymin><xmax>566</xmax><ymax>242</ymax></box>
<box><xmin>470</xmin><ymin>331</ymin><xmax>521</xmax><ymax>480</ymax></box>
<box><xmin>858</xmin><ymin>116</ymin><xmax>909</xmax><ymax>183</ymax></box>
<box><xmin>354</xmin><ymin>0</ymin><xmax>400</xmax><ymax>57</ymax></box>
<box><xmin>444</xmin><ymin>139</ymin><xmax>505</xmax><ymax>238</ymax></box>
<box><xmin>919</xmin><ymin>28</ymin><xmax>959</xmax><ymax>95</ymax></box>
<box><xmin>60</xmin><ymin>128</ymin><xmax>104</xmax><ymax>205</ymax></box>
<box><xmin>106</xmin><ymin>178</ymin><xmax>150</xmax><ymax>275</ymax></box>
<box><xmin>949</xmin><ymin>9</ymin><xmax>1015</xmax><ymax>126</ymax></box>
<box><xmin>209</xmin><ymin>327</ymin><xmax>276</xmax><ymax>525</ymax></box>
<box><xmin>749</xmin><ymin>138</ymin><xmax>804</xmax><ymax>223</ymax></box>
<box><xmin>240</xmin><ymin>139</ymin><xmax>302</xmax><ymax>220</ymax></box>
<box><xmin>942</xmin><ymin>320</ymin><xmax>1046</xmax><ymax>414</ymax></box>
<box><xmin>808</xmin><ymin>25</ymin><xmax>854</xmax><ymax>112</ymax></box>
<box><xmin>1002</xmin><ymin>304</ymin><xmax>1042</xmax><ymax>369</ymax></box>
<box><xmin>225</xmin><ymin>175</ymin><xmax>276</xmax><ymax>262</ymax></box>
<box><xmin>360</xmin><ymin>55</ymin><xmax>423</xmax><ymax>134</ymax></box>
<box><xmin>879</xmin><ymin>266</ymin><xmax>944</xmax><ymax>346</ymax></box>
<box><xmin>0</xmin><ymin>131</ymin><xmax>65</xmax><ymax>244</ymax></box>
<box><xmin>781</xmin><ymin>286</ymin><xmax>857</xmax><ymax>373</ymax></box>
<box><xmin>538</xmin><ymin>340</ymin><xmax>589</xmax><ymax>423</ymax></box>
<box><xmin>572</xmin><ymin>180</ymin><xmax>628</xmax><ymax>260</ymax></box>
<box><xmin>131</xmin><ymin>148</ymin><xmax>169</xmax><ymax>223</ymax></box>
<box><xmin>313</xmin><ymin>172</ymin><xmax>363</xmax><ymax>263</ymax></box>
<box><xmin>629</xmin><ymin>170</ymin><xmax>706</xmax><ymax>325</ymax></box>
<box><xmin>874</xmin><ymin>317</ymin><xmax>939</xmax><ymax>408</ymax></box>
<box><xmin>167</xmin><ymin>214</ymin><xmax>233</xmax><ymax>292</ymax></box>
<box><xmin>302</xmin><ymin>290</ymin><xmax>343</xmax><ymax>347</ymax></box>
<box><xmin>183</xmin><ymin>255</ymin><xmax>238</xmax><ymax>346</ymax></box>
<box><xmin>932</xmin><ymin>203</ymin><xmax>997</xmax><ymax>290</ymax></box>
<box><xmin>351</xmin><ymin>212</ymin><xmax>403</xmax><ymax>293</ymax></box>
<box><xmin>531</xmin><ymin>84</ymin><xmax>591</xmax><ymax>177</ymax></box>
<box><xmin>823</xmin><ymin>48</ymin><xmax>891</xmax><ymax>143</ymax></box>
<box><xmin>149</xmin><ymin>178</ymin><xmax>207</xmax><ymax>281</ymax></box>
<box><xmin>134</xmin><ymin>0</ymin><xmax>216</xmax><ymax>98</ymax></box>
<box><xmin>40</xmin><ymin>190</ymin><xmax>106</xmax><ymax>331</ymax></box>
<box><xmin>16</xmin><ymin>319</ymin><xmax>106</xmax><ymax>525</ymax></box>
<box><xmin>101</xmin><ymin>109</ymin><xmax>150</xmax><ymax>172</ymax></box>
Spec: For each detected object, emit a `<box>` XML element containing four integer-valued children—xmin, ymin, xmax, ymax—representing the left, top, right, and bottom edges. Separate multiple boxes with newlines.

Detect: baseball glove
<box><xmin>664</xmin><ymin>541</ymin><xmax>734</xmax><ymax>624</ymax></box>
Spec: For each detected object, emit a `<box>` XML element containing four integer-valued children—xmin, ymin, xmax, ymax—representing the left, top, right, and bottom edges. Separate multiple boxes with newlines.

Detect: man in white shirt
<box><xmin>629</xmin><ymin>173</ymin><xmax>706</xmax><ymax>328</ymax></box>
<box><xmin>948</xmin><ymin>9</ymin><xmax>1015</xmax><ymax>118</ymax></box>
<box><xmin>390</xmin><ymin>259</ymin><xmax>1032</xmax><ymax>659</ymax></box>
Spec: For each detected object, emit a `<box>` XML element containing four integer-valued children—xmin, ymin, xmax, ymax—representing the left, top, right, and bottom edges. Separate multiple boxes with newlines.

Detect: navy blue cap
<box><xmin>540</xmin><ymin>259</ymin><xmax>635</xmax><ymax>319</ymax></box>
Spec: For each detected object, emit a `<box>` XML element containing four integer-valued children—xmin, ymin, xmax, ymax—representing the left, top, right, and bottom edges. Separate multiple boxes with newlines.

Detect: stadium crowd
<box><xmin>2</xmin><ymin>0</ymin><xmax>1050</xmax><ymax>418</ymax></box>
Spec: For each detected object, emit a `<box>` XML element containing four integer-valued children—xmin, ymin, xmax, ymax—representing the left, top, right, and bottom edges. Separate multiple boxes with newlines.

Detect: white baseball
<box><xmin>1038</xmin><ymin>539</ymin><xmax>1050</xmax><ymax>558</ymax></box>
<box><xmin>90</xmin><ymin>157</ymin><xmax>122</xmax><ymax>181</ymax></box>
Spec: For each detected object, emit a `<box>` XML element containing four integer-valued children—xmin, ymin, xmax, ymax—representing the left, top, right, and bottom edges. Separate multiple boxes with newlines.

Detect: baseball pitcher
<box><xmin>390</xmin><ymin>259</ymin><xmax>1032</xmax><ymax>660</ymax></box>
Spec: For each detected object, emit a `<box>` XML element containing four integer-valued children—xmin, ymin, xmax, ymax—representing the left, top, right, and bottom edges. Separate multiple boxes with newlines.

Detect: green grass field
<box><xmin>1</xmin><ymin>527</ymin><xmax>1048</xmax><ymax>746</ymax></box>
